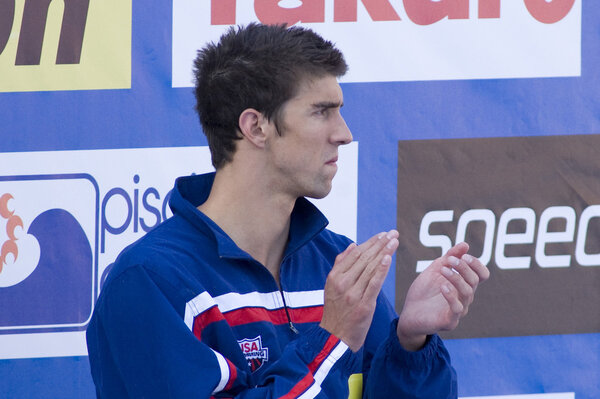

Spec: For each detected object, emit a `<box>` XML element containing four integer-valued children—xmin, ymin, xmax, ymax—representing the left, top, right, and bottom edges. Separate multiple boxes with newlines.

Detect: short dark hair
<box><xmin>193</xmin><ymin>23</ymin><xmax>348</xmax><ymax>169</ymax></box>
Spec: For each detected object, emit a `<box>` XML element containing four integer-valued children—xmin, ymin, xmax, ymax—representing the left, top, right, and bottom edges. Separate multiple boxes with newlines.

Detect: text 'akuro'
<box><xmin>210</xmin><ymin>0</ymin><xmax>575</xmax><ymax>26</ymax></box>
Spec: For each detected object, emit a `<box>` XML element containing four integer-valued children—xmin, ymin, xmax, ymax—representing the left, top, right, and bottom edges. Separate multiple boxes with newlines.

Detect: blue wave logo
<box><xmin>0</xmin><ymin>174</ymin><xmax>98</xmax><ymax>333</ymax></box>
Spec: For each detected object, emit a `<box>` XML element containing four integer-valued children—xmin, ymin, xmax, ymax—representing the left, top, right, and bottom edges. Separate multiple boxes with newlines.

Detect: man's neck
<box><xmin>197</xmin><ymin>164</ymin><xmax>295</xmax><ymax>285</ymax></box>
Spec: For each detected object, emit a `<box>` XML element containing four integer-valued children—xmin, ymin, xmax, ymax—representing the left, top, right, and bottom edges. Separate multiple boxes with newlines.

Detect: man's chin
<box><xmin>306</xmin><ymin>193</ymin><xmax>328</xmax><ymax>200</ymax></box>
<box><xmin>305</xmin><ymin>184</ymin><xmax>332</xmax><ymax>200</ymax></box>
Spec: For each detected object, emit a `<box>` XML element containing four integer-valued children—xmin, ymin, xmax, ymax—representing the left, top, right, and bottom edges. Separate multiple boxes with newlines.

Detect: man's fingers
<box><xmin>440</xmin><ymin>262</ymin><xmax>474</xmax><ymax>310</ymax></box>
<box><xmin>339</xmin><ymin>230</ymin><xmax>398</xmax><ymax>281</ymax></box>
<box><xmin>334</xmin><ymin>232</ymin><xmax>386</xmax><ymax>275</ymax></box>
<box><xmin>461</xmin><ymin>253</ymin><xmax>490</xmax><ymax>282</ymax></box>
<box><xmin>441</xmin><ymin>243</ymin><xmax>489</xmax><ymax>290</ymax></box>
<box><xmin>335</xmin><ymin>242</ymin><xmax>357</xmax><ymax>264</ymax></box>
<box><xmin>329</xmin><ymin>230</ymin><xmax>398</xmax><ymax>309</ymax></box>
<box><xmin>440</xmin><ymin>284</ymin><xmax>463</xmax><ymax>326</ymax></box>
<box><xmin>447</xmin><ymin>256</ymin><xmax>480</xmax><ymax>289</ymax></box>
<box><xmin>355</xmin><ymin>236</ymin><xmax>398</xmax><ymax>298</ymax></box>
<box><xmin>322</xmin><ymin>230</ymin><xmax>399</xmax><ymax>351</ymax></box>
<box><xmin>353</xmin><ymin>232</ymin><xmax>398</xmax><ymax>283</ymax></box>
<box><xmin>361</xmin><ymin>251</ymin><xmax>394</xmax><ymax>302</ymax></box>
<box><xmin>444</xmin><ymin>242</ymin><xmax>469</xmax><ymax>260</ymax></box>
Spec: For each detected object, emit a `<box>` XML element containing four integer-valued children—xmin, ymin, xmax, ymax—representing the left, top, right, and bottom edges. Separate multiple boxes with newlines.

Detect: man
<box><xmin>87</xmin><ymin>23</ymin><xmax>489</xmax><ymax>398</ymax></box>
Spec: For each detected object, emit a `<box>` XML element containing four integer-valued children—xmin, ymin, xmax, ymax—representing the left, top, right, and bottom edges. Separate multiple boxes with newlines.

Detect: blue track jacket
<box><xmin>86</xmin><ymin>172</ymin><xmax>457</xmax><ymax>398</ymax></box>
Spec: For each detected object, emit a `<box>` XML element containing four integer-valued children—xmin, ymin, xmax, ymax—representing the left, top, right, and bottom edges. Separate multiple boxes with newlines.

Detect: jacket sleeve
<box><xmin>233</xmin><ymin>325</ymin><xmax>361</xmax><ymax>399</ymax></box>
<box><xmin>86</xmin><ymin>265</ymin><xmax>360</xmax><ymax>399</ymax></box>
<box><xmin>361</xmin><ymin>294</ymin><xmax>458</xmax><ymax>399</ymax></box>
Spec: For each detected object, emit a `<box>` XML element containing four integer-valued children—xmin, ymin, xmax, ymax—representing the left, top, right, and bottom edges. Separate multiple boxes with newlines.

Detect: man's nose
<box><xmin>332</xmin><ymin>116</ymin><xmax>353</xmax><ymax>145</ymax></box>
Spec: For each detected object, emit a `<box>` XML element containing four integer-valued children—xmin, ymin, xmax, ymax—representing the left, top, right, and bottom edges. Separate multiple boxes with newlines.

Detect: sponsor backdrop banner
<box><xmin>172</xmin><ymin>0</ymin><xmax>581</xmax><ymax>84</ymax></box>
<box><xmin>0</xmin><ymin>0</ymin><xmax>598</xmax><ymax>398</ymax></box>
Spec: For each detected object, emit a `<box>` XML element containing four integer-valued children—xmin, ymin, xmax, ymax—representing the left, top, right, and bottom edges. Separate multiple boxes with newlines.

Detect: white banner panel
<box><xmin>461</xmin><ymin>393</ymin><xmax>574</xmax><ymax>399</ymax></box>
<box><xmin>0</xmin><ymin>144</ymin><xmax>357</xmax><ymax>359</ymax></box>
<box><xmin>172</xmin><ymin>0</ymin><xmax>581</xmax><ymax>86</ymax></box>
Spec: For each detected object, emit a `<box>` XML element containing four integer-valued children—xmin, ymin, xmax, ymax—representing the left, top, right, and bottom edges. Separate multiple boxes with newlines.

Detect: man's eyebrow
<box><xmin>311</xmin><ymin>101</ymin><xmax>344</xmax><ymax>109</ymax></box>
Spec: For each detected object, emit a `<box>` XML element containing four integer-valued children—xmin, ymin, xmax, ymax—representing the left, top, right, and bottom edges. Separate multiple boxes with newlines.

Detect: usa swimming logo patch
<box><xmin>0</xmin><ymin>174</ymin><xmax>98</xmax><ymax>333</ymax></box>
<box><xmin>238</xmin><ymin>336</ymin><xmax>269</xmax><ymax>372</ymax></box>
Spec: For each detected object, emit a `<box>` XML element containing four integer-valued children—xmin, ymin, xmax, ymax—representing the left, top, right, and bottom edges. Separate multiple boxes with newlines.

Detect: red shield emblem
<box><xmin>237</xmin><ymin>336</ymin><xmax>269</xmax><ymax>372</ymax></box>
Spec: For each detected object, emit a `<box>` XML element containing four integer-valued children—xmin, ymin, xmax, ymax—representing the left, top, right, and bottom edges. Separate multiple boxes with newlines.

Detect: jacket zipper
<box><xmin>280</xmin><ymin>289</ymin><xmax>299</xmax><ymax>334</ymax></box>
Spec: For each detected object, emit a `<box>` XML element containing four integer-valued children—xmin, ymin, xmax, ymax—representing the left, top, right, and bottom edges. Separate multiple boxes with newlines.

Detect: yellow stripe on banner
<box><xmin>348</xmin><ymin>373</ymin><xmax>363</xmax><ymax>399</ymax></box>
<box><xmin>0</xmin><ymin>0</ymin><xmax>131</xmax><ymax>92</ymax></box>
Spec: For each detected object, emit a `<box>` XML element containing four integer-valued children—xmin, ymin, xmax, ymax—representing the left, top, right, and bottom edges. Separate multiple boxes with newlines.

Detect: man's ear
<box><xmin>239</xmin><ymin>108</ymin><xmax>268</xmax><ymax>148</ymax></box>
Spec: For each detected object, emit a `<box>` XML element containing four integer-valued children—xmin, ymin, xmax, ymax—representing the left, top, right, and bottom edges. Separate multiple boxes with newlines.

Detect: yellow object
<box><xmin>348</xmin><ymin>373</ymin><xmax>363</xmax><ymax>399</ymax></box>
<box><xmin>0</xmin><ymin>0</ymin><xmax>131</xmax><ymax>92</ymax></box>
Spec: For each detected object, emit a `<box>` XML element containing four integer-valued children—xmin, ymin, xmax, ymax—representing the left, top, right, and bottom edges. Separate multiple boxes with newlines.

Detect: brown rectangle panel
<box><xmin>396</xmin><ymin>135</ymin><xmax>600</xmax><ymax>338</ymax></box>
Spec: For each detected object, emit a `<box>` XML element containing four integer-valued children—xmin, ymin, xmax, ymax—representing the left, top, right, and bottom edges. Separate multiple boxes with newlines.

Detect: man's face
<box><xmin>266</xmin><ymin>75</ymin><xmax>353</xmax><ymax>199</ymax></box>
